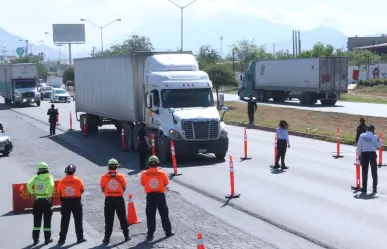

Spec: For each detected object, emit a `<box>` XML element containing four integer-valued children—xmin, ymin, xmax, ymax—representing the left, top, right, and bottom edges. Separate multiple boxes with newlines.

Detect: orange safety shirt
<box><xmin>100</xmin><ymin>170</ymin><xmax>127</xmax><ymax>197</ymax></box>
<box><xmin>140</xmin><ymin>167</ymin><xmax>169</xmax><ymax>194</ymax></box>
<box><xmin>57</xmin><ymin>175</ymin><xmax>85</xmax><ymax>198</ymax></box>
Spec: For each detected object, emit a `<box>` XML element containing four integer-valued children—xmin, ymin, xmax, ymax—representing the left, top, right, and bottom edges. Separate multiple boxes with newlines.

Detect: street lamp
<box><xmin>30</xmin><ymin>40</ymin><xmax>43</xmax><ymax>54</ymax></box>
<box><xmin>80</xmin><ymin>18</ymin><xmax>122</xmax><ymax>52</ymax></box>
<box><xmin>19</xmin><ymin>39</ymin><xmax>29</xmax><ymax>56</ymax></box>
<box><xmin>167</xmin><ymin>0</ymin><xmax>197</xmax><ymax>51</ymax></box>
<box><xmin>45</xmin><ymin>32</ymin><xmax>64</xmax><ymax>63</ymax></box>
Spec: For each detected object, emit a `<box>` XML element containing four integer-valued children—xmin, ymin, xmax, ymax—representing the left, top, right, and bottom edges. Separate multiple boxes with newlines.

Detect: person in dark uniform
<box><xmin>138</xmin><ymin>123</ymin><xmax>148</xmax><ymax>170</ymax></box>
<box><xmin>355</xmin><ymin>117</ymin><xmax>367</xmax><ymax>145</ymax></box>
<box><xmin>100</xmin><ymin>159</ymin><xmax>130</xmax><ymax>244</ymax></box>
<box><xmin>26</xmin><ymin>162</ymin><xmax>55</xmax><ymax>245</ymax></box>
<box><xmin>274</xmin><ymin>120</ymin><xmax>290</xmax><ymax>170</ymax></box>
<box><xmin>357</xmin><ymin>125</ymin><xmax>382</xmax><ymax>193</ymax></box>
<box><xmin>57</xmin><ymin>164</ymin><xmax>87</xmax><ymax>245</ymax></box>
<box><xmin>47</xmin><ymin>104</ymin><xmax>59</xmax><ymax>135</ymax></box>
<box><xmin>140</xmin><ymin>156</ymin><xmax>174</xmax><ymax>240</ymax></box>
<box><xmin>246</xmin><ymin>95</ymin><xmax>257</xmax><ymax>125</ymax></box>
<box><xmin>0</xmin><ymin>123</ymin><xmax>3</xmax><ymax>132</ymax></box>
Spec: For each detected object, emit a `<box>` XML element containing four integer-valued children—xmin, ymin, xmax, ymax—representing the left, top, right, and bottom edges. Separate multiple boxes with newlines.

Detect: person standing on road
<box><xmin>57</xmin><ymin>164</ymin><xmax>87</xmax><ymax>245</ymax></box>
<box><xmin>246</xmin><ymin>95</ymin><xmax>257</xmax><ymax>125</ymax></box>
<box><xmin>100</xmin><ymin>158</ymin><xmax>130</xmax><ymax>244</ymax></box>
<box><xmin>47</xmin><ymin>104</ymin><xmax>59</xmax><ymax>135</ymax></box>
<box><xmin>355</xmin><ymin>117</ymin><xmax>368</xmax><ymax>145</ymax></box>
<box><xmin>273</xmin><ymin>120</ymin><xmax>290</xmax><ymax>170</ymax></box>
<box><xmin>140</xmin><ymin>156</ymin><xmax>174</xmax><ymax>240</ymax></box>
<box><xmin>0</xmin><ymin>122</ymin><xmax>3</xmax><ymax>132</ymax></box>
<box><xmin>27</xmin><ymin>162</ymin><xmax>55</xmax><ymax>245</ymax></box>
<box><xmin>138</xmin><ymin>123</ymin><xmax>149</xmax><ymax>170</ymax></box>
<box><xmin>357</xmin><ymin>125</ymin><xmax>382</xmax><ymax>193</ymax></box>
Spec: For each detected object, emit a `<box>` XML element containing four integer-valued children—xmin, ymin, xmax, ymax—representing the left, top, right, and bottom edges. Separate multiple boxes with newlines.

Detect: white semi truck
<box><xmin>74</xmin><ymin>52</ymin><xmax>229</xmax><ymax>162</ymax></box>
<box><xmin>238</xmin><ymin>57</ymin><xmax>349</xmax><ymax>106</ymax></box>
<box><xmin>0</xmin><ymin>63</ymin><xmax>41</xmax><ymax>106</ymax></box>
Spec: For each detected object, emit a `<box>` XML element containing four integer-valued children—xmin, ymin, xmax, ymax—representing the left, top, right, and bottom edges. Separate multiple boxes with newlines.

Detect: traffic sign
<box><xmin>16</xmin><ymin>47</ymin><xmax>24</xmax><ymax>56</ymax></box>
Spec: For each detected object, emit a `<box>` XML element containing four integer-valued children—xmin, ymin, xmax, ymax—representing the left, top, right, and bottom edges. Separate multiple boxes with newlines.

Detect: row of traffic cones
<box><xmin>127</xmin><ymin>195</ymin><xmax>206</xmax><ymax>248</ymax></box>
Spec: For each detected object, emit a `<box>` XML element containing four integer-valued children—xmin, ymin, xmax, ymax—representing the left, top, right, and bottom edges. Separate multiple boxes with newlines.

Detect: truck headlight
<box><xmin>220</xmin><ymin>127</ymin><xmax>228</xmax><ymax>138</ymax></box>
<box><xmin>169</xmin><ymin>129</ymin><xmax>182</xmax><ymax>140</ymax></box>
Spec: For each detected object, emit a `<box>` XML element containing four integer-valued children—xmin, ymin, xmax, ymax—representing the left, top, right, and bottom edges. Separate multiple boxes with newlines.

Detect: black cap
<box><xmin>367</xmin><ymin>125</ymin><xmax>375</xmax><ymax>132</ymax></box>
<box><xmin>51</xmin><ymin>104</ymin><xmax>55</xmax><ymax>108</ymax></box>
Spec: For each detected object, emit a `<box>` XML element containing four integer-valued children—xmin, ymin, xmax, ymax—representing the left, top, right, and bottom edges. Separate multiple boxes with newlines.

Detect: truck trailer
<box><xmin>74</xmin><ymin>52</ymin><xmax>229</xmax><ymax>162</ymax></box>
<box><xmin>0</xmin><ymin>63</ymin><xmax>41</xmax><ymax>106</ymax></box>
<box><xmin>238</xmin><ymin>57</ymin><xmax>349</xmax><ymax>106</ymax></box>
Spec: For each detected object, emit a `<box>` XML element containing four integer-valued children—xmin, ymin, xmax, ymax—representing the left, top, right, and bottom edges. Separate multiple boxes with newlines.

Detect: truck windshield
<box><xmin>14</xmin><ymin>79</ymin><xmax>36</xmax><ymax>89</ymax></box>
<box><xmin>161</xmin><ymin>88</ymin><xmax>214</xmax><ymax>108</ymax></box>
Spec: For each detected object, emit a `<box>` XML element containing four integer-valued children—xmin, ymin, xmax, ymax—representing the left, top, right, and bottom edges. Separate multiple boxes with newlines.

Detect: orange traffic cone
<box><xmin>127</xmin><ymin>194</ymin><xmax>141</xmax><ymax>225</ymax></box>
<box><xmin>197</xmin><ymin>233</ymin><xmax>205</xmax><ymax>249</ymax></box>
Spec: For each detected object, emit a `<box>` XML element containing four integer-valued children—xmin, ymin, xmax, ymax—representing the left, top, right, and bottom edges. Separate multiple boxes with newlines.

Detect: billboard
<box><xmin>53</xmin><ymin>24</ymin><xmax>85</xmax><ymax>44</ymax></box>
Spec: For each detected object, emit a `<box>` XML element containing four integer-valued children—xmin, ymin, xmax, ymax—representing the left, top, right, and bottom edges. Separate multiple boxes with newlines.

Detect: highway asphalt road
<box><xmin>5</xmin><ymin>98</ymin><xmax>387</xmax><ymax>249</ymax></box>
<box><xmin>0</xmin><ymin>99</ymin><xmax>324</xmax><ymax>248</ymax></box>
<box><xmin>221</xmin><ymin>93</ymin><xmax>387</xmax><ymax>117</ymax></box>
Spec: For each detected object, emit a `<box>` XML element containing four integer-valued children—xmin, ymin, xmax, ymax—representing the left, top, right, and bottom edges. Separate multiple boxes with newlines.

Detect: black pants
<box><xmin>248</xmin><ymin>111</ymin><xmax>254</xmax><ymax>124</ymax></box>
<box><xmin>49</xmin><ymin>121</ymin><xmax>56</xmax><ymax>135</ymax></box>
<box><xmin>32</xmin><ymin>198</ymin><xmax>53</xmax><ymax>242</ymax></box>
<box><xmin>146</xmin><ymin>193</ymin><xmax>172</xmax><ymax>236</ymax></box>
<box><xmin>104</xmin><ymin>196</ymin><xmax>129</xmax><ymax>239</ymax></box>
<box><xmin>139</xmin><ymin>142</ymin><xmax>148</xmax><ymax>170</ymax></box>
<box><xmin>361</xmin><ymin>152</ymin><xmax>378</xmax><ymax>190</ymax></box>
<box><xmin>275</xmin><ymin>139</ymin><xmax>287</xmax><ymax>167</ymax></box>
<box><xmin>59</xmin><ymin>198</ymin><xmax>84</xmax><ymax>241</ymax></box>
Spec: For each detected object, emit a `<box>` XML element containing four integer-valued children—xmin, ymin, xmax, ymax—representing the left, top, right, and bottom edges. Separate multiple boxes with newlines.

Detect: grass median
<box><xmin>221</xmin><ymin>101</ymin><xmax>387</xmax><ymax>145</ymax></box>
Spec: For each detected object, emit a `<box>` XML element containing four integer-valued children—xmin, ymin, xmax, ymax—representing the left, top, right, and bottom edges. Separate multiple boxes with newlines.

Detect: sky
<box><xmin>1</xmin><ymin>0</ymin><xmax>387</xmax><ymax>54</ymax></box>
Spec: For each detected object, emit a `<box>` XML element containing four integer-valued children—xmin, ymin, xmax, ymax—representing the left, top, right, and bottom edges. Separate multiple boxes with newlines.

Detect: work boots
<box><xmin>32</xmin><ymin>230</ymin><xmax>40</xmax><ymax>245</ymax></box>
<box><xmin>44</xmin><ymin>231</ymin><xmax>53</xmax><ymax>245</ymax></box>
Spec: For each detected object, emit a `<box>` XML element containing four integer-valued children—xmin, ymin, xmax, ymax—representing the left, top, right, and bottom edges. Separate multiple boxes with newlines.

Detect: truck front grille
<box><xmin>22</xmin><ymin>92</ymin><xmax>35</xmax><ymax>98</ymax></box>
<box><xmin>183</xmin><ymin>120</ymin><xmax>219</xmax><ymax>140</ymax></box>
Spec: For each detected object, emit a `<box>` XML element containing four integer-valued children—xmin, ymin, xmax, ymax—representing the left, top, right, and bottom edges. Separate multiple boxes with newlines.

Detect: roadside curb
<box><xmin>225</xmin><ymin>121</ymin><xmax>387</xmax><ymax>151</ymax></box>
<box><xmin>171</xmin><ymin>177</ymin><xmax>337</xmax><ymax>249</ymax></box>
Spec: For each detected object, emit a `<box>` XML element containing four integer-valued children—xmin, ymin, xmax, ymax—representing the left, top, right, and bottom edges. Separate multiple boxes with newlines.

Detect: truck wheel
<box><xmin>215</xmin><ymin>153</ymin><xmax>226</xmax><ymax>161</ymax></box>
<box><xmin>124</xmin><ymin>123</ymin><xmax>134</xmax><ymax>151</ymax></box>
<box><xmin>158</xmin><ymin>135</ymin><xmax>171</xmax><ymax>163</ymax></box>
<box><xmin>132</xmin><ymin>125</ymin><xmax>141</xmax><ymax>151</ymax></box>
<box><xmin>36</xmin><ymin>101</ymin><xmax>41</xmax><ymax>107</ymax></box>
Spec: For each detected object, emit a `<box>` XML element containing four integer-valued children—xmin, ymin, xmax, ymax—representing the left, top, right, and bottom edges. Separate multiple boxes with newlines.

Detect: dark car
<box><xmin>0</xmin><ymin>130</ymin><xmax>13</xmax><ymax>156</ymax></box>
<box><xmin>40</xmin><ymin>86</ymin><xmax>54</xmax><ymax>100</ymax></box>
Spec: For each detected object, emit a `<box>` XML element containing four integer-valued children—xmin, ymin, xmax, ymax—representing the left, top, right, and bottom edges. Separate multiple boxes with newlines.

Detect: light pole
<box><xmin>220</xmin><ymin>36</ymin><xmax>223</xmax><ymax>58</ymax></box>
<box><xmin>29</xmin><ymin>40</ymin><xmax>43</xmax><ymax>55</ymax></box>
<box><xmin>2</xmin><ymin>47</ymin><xmax>7</xmax><ymax>62</ymax></box>
<box><xmin>19</xmin><ymin>39</ymin><xmax>29</xmax><ymax>56</ymax></box>
<box><xmin>228</xmin><ymin>45</ymin><xmax>235</xmax><ymax>72</ymax></box>
<box><xmin>167</xmin><ymin>0</ymin><xmax>197</xmax><ymax>51</ymax></box>
<box><xmin>45</xmin><ymin>32</ymin><xmax>63</xmax><ymax>63</ymax></box>
<box><xmin>80</xmin><ymin>18</ymin><xmax>122</xmax><ymax>52</ymax></box>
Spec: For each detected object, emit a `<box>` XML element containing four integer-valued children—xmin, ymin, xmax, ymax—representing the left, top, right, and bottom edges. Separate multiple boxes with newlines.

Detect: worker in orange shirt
<box><xmin>57</xmin><ymin>164</ymin><xmax>87</xmax><ymax>245</ymax></box>
<box><xmin>140</xmin><ymin>156</ymin><xmax>174</xmax><ymax>240</ymax></box>
<box><xmin>100</xmin><ymin>158</ymin><xmax>130</xmax><ymax>244</ymax></box>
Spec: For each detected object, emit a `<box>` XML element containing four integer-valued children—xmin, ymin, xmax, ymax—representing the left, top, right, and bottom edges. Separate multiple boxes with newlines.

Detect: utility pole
<box><xmin>295</xmin><ymin>31</ymin><xmax>298</xmax><ymax>56</ymax></box>
<box><xmin>298</xmin><ymin>30</ymin><xmax>301</xmax><ymax>54</ymax></box>
<box><xmin>92</xmin><ymin>47</ymin><xmax>96</xmax><ymax>56</ymax></box>
<box><xmin>292</xmin><ymin>30</ymin><xmax>295</xmax><ymax>57</ymax></box>
<box><xmin>273</xmin><ymin>43</ymin><xmax>275</xmax><ymax>56</ymax></box>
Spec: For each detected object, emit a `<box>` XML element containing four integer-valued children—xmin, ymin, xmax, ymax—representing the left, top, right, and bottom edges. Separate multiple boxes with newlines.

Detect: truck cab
<box><xmin>238</xmin><ymin>62</ymin><xmax>255</xmax><ymax>100</ymax></box>
<box><xmin>3</xmin><ymin>63</ymin><xmax>41</xmax><ymax>107</ymax></box>
<box><xmin>144</xmin><ymin>54</ymin><xmax>229</xmax><ymax>162</ymax></box>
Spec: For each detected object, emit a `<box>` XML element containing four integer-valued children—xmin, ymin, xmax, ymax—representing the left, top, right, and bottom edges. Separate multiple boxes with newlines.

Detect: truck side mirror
<box><xmin>221</xmin><ymin>106</ymin><xmax>229</xmax><ymax>121</ymax></box>
<box><xmin>146</xmin><ymin>93</ymin><xmax>152</xmax><ymax>108</ymax></box>
<box><xmin>218</xmin><ymin>93</ymin><xmax>224</xmax><ymax>106</ymax></box>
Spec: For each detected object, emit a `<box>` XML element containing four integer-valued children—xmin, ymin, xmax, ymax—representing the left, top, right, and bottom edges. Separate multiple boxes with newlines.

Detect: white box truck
<box><xmin>74</xmin><ymin>52</ymin><xmax>229</xmax><ymax>162</ymax></box>
<box><xmin>238</xmin><ymin>57</ymin><xmax>349</xmax><ymax>106</ymax></box>
<box><xmin>46</xmin><ymin>76</ymin><xmax>63</xmax><ymax>88</ymax></box>
<box><xmin>0</xmin><ymin>63</ymin><xmax>41</xmax><ymax>106</ymax></box>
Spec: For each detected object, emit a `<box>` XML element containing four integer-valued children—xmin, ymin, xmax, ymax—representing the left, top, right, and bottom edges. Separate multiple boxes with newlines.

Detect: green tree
<box><xmin>274</xmin><ymin>49</ymin><xmax>293</xmax><ymax>59</ymax></box>
<box><xmin>347</xmin><ymin>49</ymin><xmax>381</xmax><ymax>66</ymax></box>
<box><xmin>205</xmin><ymin>66</ymin><xmax>238</xmax><ymax>108</ymax></box>
<box><xmin>197</xmin><ymin>45</ymin><xmax>220</xmax><ymax>64</ymax></box>
<box><xmin>63</xmin><ymin>66</ymin><xmax>74</xmax><ymax>82</ymax></box>
<box><xmin>97</xmin><ymin>35</ymin><xmax>154</xmax><ymax>56</ymax></box>
<box><xmin>10</xmin><ymin>54</ymin><xmax>47</xmax><ymax>79</ymax></box>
